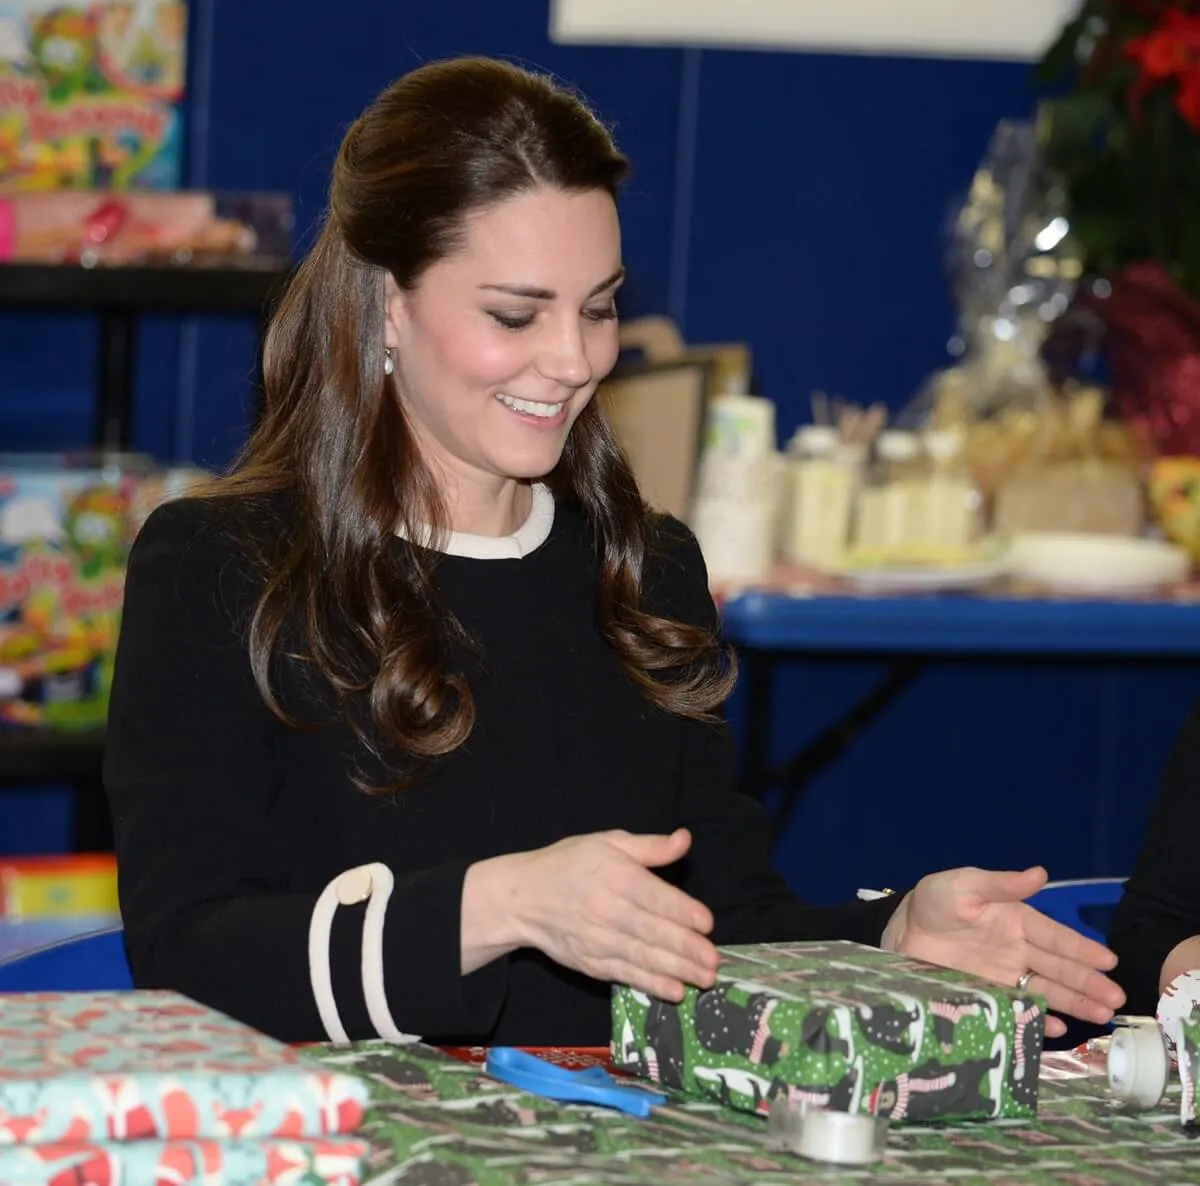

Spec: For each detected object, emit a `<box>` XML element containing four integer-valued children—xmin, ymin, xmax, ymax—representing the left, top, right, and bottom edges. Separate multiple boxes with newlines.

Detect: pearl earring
<box><xmin>383</xmin><ymin>348</ymin><xmax>395</xmax><ymax>376</ymax></box>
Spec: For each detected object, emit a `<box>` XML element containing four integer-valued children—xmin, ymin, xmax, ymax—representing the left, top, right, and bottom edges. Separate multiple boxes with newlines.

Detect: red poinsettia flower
<box><xmin>1125</xmin><ymin>9</ymin><xmax>1200</xmax><ymax>122</ymax></box>
<box><xmin>1115</xmin><ymin>0</ymin><xmax>1200</xmax><ymax>18</ymax></box>
<box><xmin>1176</xmin><ymin>67</ymin><xmax>1200</xmax><ymax>127</ymax></box>
<box><xmin>1127</xmin><ymin>9</ymin><xmax>1200</xmax><ymax>77</ymax></box>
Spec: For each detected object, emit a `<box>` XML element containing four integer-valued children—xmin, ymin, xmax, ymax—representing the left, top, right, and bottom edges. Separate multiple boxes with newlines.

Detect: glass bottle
<box><xmin>919</xmin><ymin>428</ymin><xmax>982</xmax><ymax>554</ymax></box>
<box><xmin>784</xmin><ymin>426</ymin><xmax>860</xmax><ymax>565</ymax></box>
<box><xmin>854</xmin><ymin>431</ymin><xmax>924</xmax><ymax>556</ymax></box>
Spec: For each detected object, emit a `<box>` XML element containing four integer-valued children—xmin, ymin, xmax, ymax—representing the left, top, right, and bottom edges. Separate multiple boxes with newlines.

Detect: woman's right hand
<box><xmin>466</xmin><ymin>828</ymin><xmax>720</xmax><ymax>1001</ymax></box>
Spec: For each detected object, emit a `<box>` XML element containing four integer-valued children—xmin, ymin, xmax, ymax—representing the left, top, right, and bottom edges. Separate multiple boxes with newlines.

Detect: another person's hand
<box><xmin>882</xmin><ymin>866</ymin><xmax>1126</xmax><ymax>1038</ymax></box>
<box><xmin>474</xmin><ymin>828</ymin><xmax>720</xmax><ymax>1001</ymax></box>
<box><xmin>1160</xmin><ymin>935</ymin><xmax>1200</xmax><ymax>994</ymax></box>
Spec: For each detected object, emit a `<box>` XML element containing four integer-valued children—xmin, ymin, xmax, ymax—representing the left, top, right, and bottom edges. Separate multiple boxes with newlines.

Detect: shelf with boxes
<box><xmin>0</xmin><ymin>194</ymin><xmax>294</xmax><ymax>853</ymax></box>
<box><xmin>0</xmin><ymin>459</ymin><xmax>215</xmax><ymax>852</ymax></box>
<box><xmin>0</xmin><ymin>188</ymin><xmax>296</xmax><ymax>446</ymax></box>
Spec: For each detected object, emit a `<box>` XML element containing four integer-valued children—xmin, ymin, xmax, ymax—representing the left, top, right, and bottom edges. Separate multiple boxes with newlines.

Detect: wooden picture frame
<box><xmin>598</xmin><ymin>356</ymin><xmax>713</xmax><ymax>521</ymax></box>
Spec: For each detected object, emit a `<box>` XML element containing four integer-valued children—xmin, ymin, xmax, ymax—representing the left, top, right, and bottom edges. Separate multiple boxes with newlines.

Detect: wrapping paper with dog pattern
<box><xmin>611</xmin><ymin>940</ymin><xmax>1045</xmax><ymax>1123</ymax></box>
<box><xmin>0</xmin><ymin>1135</ymin><xmax>370</xmax><ymax>1185</ymax></box>
<box><xmin>307</xmin><ymin>1040</ymin><xmax>1200</xmax><ymax>1186</ymax></box>
<box><xmin>0</xmin><ymin>990</ymin><xmax>369</xmax><ymax>1144</ymax></box>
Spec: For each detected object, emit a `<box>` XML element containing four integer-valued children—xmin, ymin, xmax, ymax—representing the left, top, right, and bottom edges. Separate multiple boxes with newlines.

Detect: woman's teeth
<box><xmin>497</xmin><ymin>393</ymin><xmax>565</xmax><ymax>419</ymax></box>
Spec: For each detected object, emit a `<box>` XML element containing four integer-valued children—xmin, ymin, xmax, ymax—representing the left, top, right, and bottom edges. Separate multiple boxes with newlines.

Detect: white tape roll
<box><xmin>1108</xmin><ymin>1019</ymin><xmax>1170</xmax><ymax>1109</ymax></box>
<box><xmin>794</xmin><ymin>1109</ymin><xmax>887</xmax><ymax>1166</ymax></box>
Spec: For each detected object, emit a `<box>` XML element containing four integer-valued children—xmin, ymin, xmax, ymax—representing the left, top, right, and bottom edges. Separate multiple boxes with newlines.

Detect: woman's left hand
<box><xmin>882</xmin><ymin>866</ymin><xmax>1126</xmax><ymax>1038</ymax></box>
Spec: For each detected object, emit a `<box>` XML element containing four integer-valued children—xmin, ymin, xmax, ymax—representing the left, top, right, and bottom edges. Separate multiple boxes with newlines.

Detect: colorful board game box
<box><xmin>612</xmin><ymin>940</ymin><xmax>1046</xmax><ymax>1123</ymax></box>
<box><xmin>0</xmin><ymin>462</ymin><xmax>134</xmax><ymax>729</ymax></box>
<box><xmin>0</xmin><ymin>1</ymin><xmax>186</xmax><ymax>190</ymax></box>
<box><xmin>0</xmin><ymin>457</ymin><xmax>202</xmax><ymax>730</ymax></box>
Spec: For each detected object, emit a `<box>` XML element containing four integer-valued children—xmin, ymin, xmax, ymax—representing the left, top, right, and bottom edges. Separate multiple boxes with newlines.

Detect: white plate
<box><xmin>1007</xmin><ymin>533</ymin><xmax>1189</xmax><ymax>596</ymax></box>
<box><xmin>831</xmin><ymin>557</ymin><xmax>1011</xmax><ymax>595</ymax></box>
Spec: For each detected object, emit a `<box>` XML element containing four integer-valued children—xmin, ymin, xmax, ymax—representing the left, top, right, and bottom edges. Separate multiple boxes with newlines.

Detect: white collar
<box><xmin>395</xmin><ymin>483</ymin><xmax>555</xmax><ymax>559</ymax></box>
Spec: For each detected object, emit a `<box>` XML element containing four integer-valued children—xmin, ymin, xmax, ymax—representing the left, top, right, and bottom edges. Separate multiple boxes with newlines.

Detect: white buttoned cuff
<box><xmin>307</xmin><ymin>862</ymin><xmax>417</xmax><ymax>1044</ymax></box>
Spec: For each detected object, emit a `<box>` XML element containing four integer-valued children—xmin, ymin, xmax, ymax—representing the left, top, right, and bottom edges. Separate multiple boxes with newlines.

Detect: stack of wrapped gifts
<box><xmin>0</xmin><ymin>990</ymin><xmax>371</xmax><ymax>1184</ymax></box>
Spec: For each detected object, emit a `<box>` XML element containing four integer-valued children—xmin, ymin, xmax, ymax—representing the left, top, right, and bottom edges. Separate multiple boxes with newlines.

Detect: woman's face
<box><xmin>384</xmin><ymin>185</ymin><xmax>623</xmax><ymax>494</ymax></box>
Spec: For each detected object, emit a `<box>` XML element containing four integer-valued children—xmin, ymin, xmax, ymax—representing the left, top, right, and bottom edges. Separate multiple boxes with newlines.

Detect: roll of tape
<box><xmin>1108</xmin><ymin>1019</ymin><xmax>1170</xmax><ymax>1109</ymax></box>
<box><xmin>794</xmin><ymin>1109</ymin><xmax>887</xmax><ymax>1166</ymax></box>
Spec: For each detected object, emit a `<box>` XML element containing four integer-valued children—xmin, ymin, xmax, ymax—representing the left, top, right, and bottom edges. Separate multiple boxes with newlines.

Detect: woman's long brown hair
<box><xmin>203</xmin><ymin>57</ymin><xmax>735</xmax><ymax>791</ymax></box>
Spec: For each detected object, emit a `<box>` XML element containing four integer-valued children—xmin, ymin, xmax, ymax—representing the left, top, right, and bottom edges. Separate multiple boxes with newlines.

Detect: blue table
<box><xmin>0</xmin><ymin>915</ymin><xmax>119</xmax><ymax>963</ymax></box>
<box><xmin>721</xmin><ymin>591</ymin><xmax>1200</xmax><ymax>657</ymax></box>
<box><xmin>720</xmin><ymin>589</ymin><xmax>1200</xmax><ymax>821</ymax></box>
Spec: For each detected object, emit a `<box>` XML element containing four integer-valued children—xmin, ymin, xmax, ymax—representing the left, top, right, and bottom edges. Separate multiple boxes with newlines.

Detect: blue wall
<box><xmin>0</xmin><ymin>3</ymin><xmax>1038</xmax><ymax>458</ymax></box>
<box><xmin>2</xmin><ymin>1</ymin><xmax>1197</xmax><ymax>897</ymax></box>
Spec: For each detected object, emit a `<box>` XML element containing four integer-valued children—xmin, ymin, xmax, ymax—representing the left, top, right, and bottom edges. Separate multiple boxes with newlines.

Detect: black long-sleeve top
<box><xmin>1109</xmin><ymin>699</ymin><xmax>1200</xmax><ymax>1015</ymax></box>
<box><xmin>104</xmin><ymin>491</ymin><xmax>900</xmax><ymax>1045</ymax></box>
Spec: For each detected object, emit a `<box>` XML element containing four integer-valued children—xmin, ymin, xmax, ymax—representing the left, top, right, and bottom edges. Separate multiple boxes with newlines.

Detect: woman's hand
<box><xmin>882</xmin><ymin>866</ymin><xmax>1126</xmax><ymax>1038</ymax></box>
<box><xmin>469</xmin><ymin>828</ymin><xmax>720</xmax><ymax>1001</ymax></box>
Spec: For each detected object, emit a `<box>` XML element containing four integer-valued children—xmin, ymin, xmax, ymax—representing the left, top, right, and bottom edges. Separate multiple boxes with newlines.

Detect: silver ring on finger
<box><xmin>1016</xmin><ymin>970</ymin><xmax>1035</xmax><ymax>993</ymax></box>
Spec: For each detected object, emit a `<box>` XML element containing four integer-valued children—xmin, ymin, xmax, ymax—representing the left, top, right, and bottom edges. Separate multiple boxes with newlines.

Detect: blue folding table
<box><xmin>720</xmin><ymin>589</ymin><xmax>1200</xmax><ymax>829</ymax></box>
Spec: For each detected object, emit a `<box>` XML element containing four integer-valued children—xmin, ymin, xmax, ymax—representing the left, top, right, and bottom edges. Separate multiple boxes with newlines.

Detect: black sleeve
<box><xmin>1108</xmin><ymin>699</ymin><xmax>1200</xmax><ymax>1015</ymax></box>
<box><xmin>646</xmin><ymin>517</ymin><xmax>904</xmax><ymax>946</ymax></box>
<box><xmin>104</xmin><ymin>498</ymin><xmax>506</xmax><ymax>1043</ymax></box>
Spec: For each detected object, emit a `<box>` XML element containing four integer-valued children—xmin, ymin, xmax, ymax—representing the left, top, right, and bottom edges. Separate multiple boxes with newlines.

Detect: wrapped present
<box><xmin>0</xmin><ymin>1136</ymin><xmax>370</xmax><ymax>1186</ymax></box>
<box><xmin>611</xmin><ymin>941</ymin><xmax>1045</xmax><ymax>1123</ymax></box>
<box><xmin>0</xmin><ymin>991</ymin><xmax>369</xmax><ymax>1144</ymax></box>
<box><xmin>1180</xmin><ymin>1004</ymin><xmax>1200</xmax><ymax>1127</ymax></box>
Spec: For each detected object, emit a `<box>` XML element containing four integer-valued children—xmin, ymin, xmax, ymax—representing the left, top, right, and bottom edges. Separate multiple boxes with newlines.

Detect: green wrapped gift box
<box><xmin>611</xmin><ymin>940</ymin><xmax>1045</xmax><ymax>1123</ymax></box>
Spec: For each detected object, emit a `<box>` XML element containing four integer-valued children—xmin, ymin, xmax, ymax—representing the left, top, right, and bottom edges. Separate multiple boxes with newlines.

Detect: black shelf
<box><xmin>0</xmin><ymin>731</ymin><xmax>109</xmax><ymax>851</ymax></box>
<box><xmin>0</xmin><ymin>729</ymin><xmax>105</xmax><ymax>780</ymax></box>
<box><xmin>0</xmin><ymin>261</ymin><xmax>291</xmax><ymax>313</ymax></box>
<box><xmin>0</xmin><ymin>263</ymin><xmax>288</xmax><ymax>851</ymax></box>
<box><xmin>0</xmin><ymin>260</ymin><xmax>290</xmax><ymax>451</ymax></box>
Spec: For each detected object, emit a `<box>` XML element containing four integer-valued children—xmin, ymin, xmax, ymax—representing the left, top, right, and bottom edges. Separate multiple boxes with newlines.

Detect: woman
<box><xmin>104</xmin><ymin>56</ymin><xmax>1124</xmax><ymax>1047</ymax></box>
<box><xmin>1109</xmin><ymin>700</ymin><xmax>1200</xmax><ymax>1017</ymax></box>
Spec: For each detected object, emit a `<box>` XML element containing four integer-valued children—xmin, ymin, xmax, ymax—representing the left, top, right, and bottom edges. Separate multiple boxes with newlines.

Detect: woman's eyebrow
<box><xmin>478</xmin><ymin>267</ymin><xmax>626</xmax><ymax>300</ymax></box>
